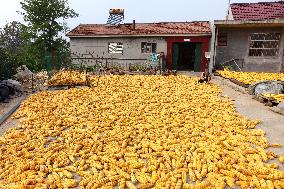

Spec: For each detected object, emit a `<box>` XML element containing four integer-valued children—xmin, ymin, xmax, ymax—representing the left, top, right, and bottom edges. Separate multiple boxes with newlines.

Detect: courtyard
<box><xmin>0</xmin><ymin>75</ymin><xmax>283</xmax><ymax>188</ymax></box>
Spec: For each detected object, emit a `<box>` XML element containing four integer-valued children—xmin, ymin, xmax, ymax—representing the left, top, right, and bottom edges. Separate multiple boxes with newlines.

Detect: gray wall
<box><xmin>215</xmin><ymin>27</ymin><xmax>284</xmax><ymax>72</ymax></box>
<box><xmin>70</xmin><ymin>37</ymin><xmax>167</xmax><ymax>69</ymax></box>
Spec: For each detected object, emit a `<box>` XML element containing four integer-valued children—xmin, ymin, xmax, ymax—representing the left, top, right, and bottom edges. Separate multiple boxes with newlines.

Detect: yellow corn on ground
<box><xmin>47</xmin><ymin>70</ymin><xmax>86</xmax><ymax>87</ymax></box>
<box><xmin>0</xmin><ymin>75</ymin><xmax>283</xmax><ymax>188</ymax></box>
<box><xmin>262</xmin><ymin>94</ymin><xmax>284</xmax><ymax>103</ymax></box>
<box><xmin>217</xmin><ymin>70</ymin><xmax>284</xmax><ymax>85</ymax></box>
<box><xmin>280</xmin><ymin>156</ymin><xmax>284</xmax><ymax>163</ymax></box>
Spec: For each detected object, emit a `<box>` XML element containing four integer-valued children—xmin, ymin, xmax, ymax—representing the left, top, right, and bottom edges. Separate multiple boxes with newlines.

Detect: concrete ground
<box><xmin>178</xmin><ymin>72</ymin><xmax>284</xmax><ymax>148</ymax></box>
<box><xmin>0</xmin><ymin>94</ymin><xmax>27</xmax><ymax>135</ymax></box>
<box><xmin>1</xmin><ymin>74</ymin><xmax>283</xmax><ymax>168</ymax></box>
<box><xmin>178</xmin><ymin>72</ymin><xmax>284</xmax><ymax>165</ymax></box>
<box><xmin>0</xmin><ymin>73</ymin><xmax>283</xmax><ymax>189</ymax></box>
<box><xmin>0</xmin><ymin>96</ymin><xmax>24</xmax><ymax>117</ymax></box>
<box><xmin>178</xmin><ymin>72</ymin><xmax>284</xmax><ymax>170</ymax></box>
<box><xmin>0</xmin><ymin>119</ymin><xmax>18</xmax><ymax>136</ymax></box>
<box><xmin>213</xmin><ymin>78</ymin><xmax>284</xmax><ymax>151</ymax></box>
<box><xmin>213</xmin><ymin>76</ymin><xmax>284</xmax><ymax>170</ymax></box>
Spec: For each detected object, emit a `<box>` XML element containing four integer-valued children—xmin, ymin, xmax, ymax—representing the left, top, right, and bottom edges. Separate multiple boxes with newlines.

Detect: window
<box><xmin>108</xmin><ymin>42</ymin><xmax>123</xmax><ymax>54</ymax></box>
<box><xmin>249</xmin><ymin>33</ymin><xmax>281</xmax><ymax>57</ymax></box>
<box><xmin>141</xmin><ymin>42</ymin><xmax>157</xmax><ymax>53</ymax></box>
<box><xmin>217</xmin><ymin>33</ymin><xmax>227</xmax><ymax>47</ymax></box>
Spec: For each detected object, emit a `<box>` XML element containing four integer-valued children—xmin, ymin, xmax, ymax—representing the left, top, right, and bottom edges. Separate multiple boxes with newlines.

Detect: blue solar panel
<box><xmin>106</xmin><ymin>14</ymin><xmax>124</xmax><ymax>25</ymax></box>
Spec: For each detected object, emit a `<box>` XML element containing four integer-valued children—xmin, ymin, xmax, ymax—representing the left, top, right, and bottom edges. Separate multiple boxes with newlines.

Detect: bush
<box><xmin>0</xmin><ymin>49</ymin><xmax>20</xmax><ymax>80</ymax></box>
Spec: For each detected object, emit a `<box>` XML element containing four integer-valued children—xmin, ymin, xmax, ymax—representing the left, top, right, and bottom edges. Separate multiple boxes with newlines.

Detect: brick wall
<box><xmin>215</xmin><ymin>27</ymin><xmax>284</xmax><ymax>72</ymax></box>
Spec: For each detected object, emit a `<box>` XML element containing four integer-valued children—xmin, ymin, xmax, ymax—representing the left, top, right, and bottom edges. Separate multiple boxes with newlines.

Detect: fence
<box><xmin>1</xmin><ymin>49</ymin><xmax>167</xmax><ymax>92</ymax></box>
<box><xmin>69</xmin><ymin>52</ymin><xmax>165</xmax><ymax>74</ymax></box>
<box><xmin>216</xmin><ymin>58</ymin><xmax>244</xmax><ymax>72</ymax></box>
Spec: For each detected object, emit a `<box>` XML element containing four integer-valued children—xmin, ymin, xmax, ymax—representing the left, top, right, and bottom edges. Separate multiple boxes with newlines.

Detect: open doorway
<box><xmin>172</xmin><ymin>42</ymin><xmax>202</xmax><ymax>71</ymax></box>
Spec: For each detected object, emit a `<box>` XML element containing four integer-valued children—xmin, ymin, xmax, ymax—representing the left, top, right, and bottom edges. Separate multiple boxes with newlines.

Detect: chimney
<box><xmin>133</xmin><ymin>20</ymin><xmax>136</xmax><ymax>30</ymax></box>
<box><xmin>106</xmin><ymin>9</ymin><xmax>125</xmax><ymax>26</ymax></box>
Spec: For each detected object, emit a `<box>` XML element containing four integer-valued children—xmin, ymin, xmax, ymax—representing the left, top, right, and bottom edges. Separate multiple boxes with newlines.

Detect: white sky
<box><xmin>0</xmin><ymin>0</ymin><xmax>275</xmax><ymax>30</ymax></box>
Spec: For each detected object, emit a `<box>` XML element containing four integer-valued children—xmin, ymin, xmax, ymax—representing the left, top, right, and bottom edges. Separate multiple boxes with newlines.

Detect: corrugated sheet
<box><xmin>231</xmin><ymin>1</ymin><xmax>284</xmax><ymax>20</ymax></box>
<box><xmin>67</xmin><ymin>22</ymin><xmax>211</xmax><ymax>37</ymax></box>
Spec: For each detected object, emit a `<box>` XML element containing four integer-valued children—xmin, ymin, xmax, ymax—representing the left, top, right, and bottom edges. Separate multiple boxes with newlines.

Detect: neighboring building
<box><xmin>67</xmin><ymin>21</ymin><xmax>211</xmax><ymax>72</ymax></box>
<box><xmin>212</xmin><ymin>1</ymin><xmax>284</xmax><ymax>72</ymax></box>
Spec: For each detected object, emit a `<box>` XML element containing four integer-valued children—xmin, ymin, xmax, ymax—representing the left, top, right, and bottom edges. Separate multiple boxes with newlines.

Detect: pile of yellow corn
<box><xmin>0</xmin><ymin>75</ymin><xmax>283</xmax><ymax>188</ymax></box>
<box><xmin>48</xmin><ymin>70</ymin><xmax>87</xmax><ymax>87</ymax></box>
<box><xmin>262</xmin><ymin>94</ymin><xmax>284</xmax><ymax>103</ymax></box>
<box><xmin>217</xmin><ymin>70</ymin><xmax>284</xmax><ymax>85</ymax></box>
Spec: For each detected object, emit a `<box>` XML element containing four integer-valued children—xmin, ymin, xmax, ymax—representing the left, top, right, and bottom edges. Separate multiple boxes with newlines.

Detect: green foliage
<box><xmin>0</xmin><ymin>49</ymin><xmax>17</xmax><ymax>80</ymax></box>
<box><xmin>129</xmin><ymin>65</ymin><xmax>148</xmax><ymax>72</ymax></box>
<box><xmin>0</xmin><ymin>21</ymin><xmax>28</xmax><ymax>51</ymax></box>
<box><xmin>0</xmin><ymin>0</ymin><xmax>78</xmax><ymax>80</ymax></box>
<box><xmin>20</xmin><ymin>0</ymin><xmax>78</xmax><ymax>49</ymax></box>
<box><xmin>19</xmin><ymin>0</ymin><xmax>78</xmax><ymax>71</ymax></box>
<box><xmin>0</xmin><ymin>21</ymin><xmax>46</xmax><ymax>79</ymax></box>
<box><xmin>0</xmin><ymin>22</ymin><xmax>29</xmax><ymax>80</ymax></box>
<box><xmin>224</xmin><ymin>65</ymin><xmax>235</xmax><ymax>71</ymax></box>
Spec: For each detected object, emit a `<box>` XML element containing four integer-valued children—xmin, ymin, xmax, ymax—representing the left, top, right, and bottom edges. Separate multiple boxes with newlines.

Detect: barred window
<box><xmin>108</xmin><ymin>42</ymin><xmax>123</xmax><ymax>54</ymax></box>
<box><xmin>249</xmin><ymin>33</ymin><xmax>281</xmax><ymax>57</ymax></box>
<box><xmin>141</xmin><ymin>42</ymin><xmax>157</xmax><ymax>53</ymax></box>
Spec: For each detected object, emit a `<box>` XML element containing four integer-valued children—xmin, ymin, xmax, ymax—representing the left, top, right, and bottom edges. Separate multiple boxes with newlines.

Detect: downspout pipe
<box><xmin>211</xmin><ymin>24</ymin><xmax>218</xmax><ymax>73</ymax></box>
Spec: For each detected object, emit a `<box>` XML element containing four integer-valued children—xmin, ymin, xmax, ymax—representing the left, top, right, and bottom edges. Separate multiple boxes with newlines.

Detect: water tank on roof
<box><xmin>109</xmin><ymin>9</ymin><xmax>124</xmax><ymax>15</ymax></box>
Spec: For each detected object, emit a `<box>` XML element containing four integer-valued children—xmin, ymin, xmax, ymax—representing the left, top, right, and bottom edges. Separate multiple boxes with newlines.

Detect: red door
<box><xmin>166</xmin><ymin>36</ymin><xmax>210</xmax><ymax>72</ymax></box>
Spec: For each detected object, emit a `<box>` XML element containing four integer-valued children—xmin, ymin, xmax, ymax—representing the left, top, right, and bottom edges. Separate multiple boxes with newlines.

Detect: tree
<box><xmin>19</xmin><ymin>0</ymin><xmax>78</xmax><ymax>69</ymax></box>
<box><xmin>0</xmin><ymin>22</ymin><xmax>30</xmax><ymax>79</ymax></box>
<box><xmin>0</xmin><ymin>48</ymin><xmax>14</xmax><ymax>80</ymax></box>
<box><xmin>0</xmin><ymin>21</ymin><xmax>28</xmax><ymax>52</ymax></box>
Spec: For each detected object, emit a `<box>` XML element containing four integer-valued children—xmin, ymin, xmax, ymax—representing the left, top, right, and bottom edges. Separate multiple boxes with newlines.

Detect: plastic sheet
<box><xmin>248</xmin><ymin>80</ymin><xmax>284</xmax><ymax>96</ymax></box>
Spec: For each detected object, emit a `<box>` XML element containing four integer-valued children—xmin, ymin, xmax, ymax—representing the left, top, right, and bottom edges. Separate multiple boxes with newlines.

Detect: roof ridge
<box><xmin>78</xmin><ymin>21</ymin><xmax>210</xmax><ymax>26</ymax></box>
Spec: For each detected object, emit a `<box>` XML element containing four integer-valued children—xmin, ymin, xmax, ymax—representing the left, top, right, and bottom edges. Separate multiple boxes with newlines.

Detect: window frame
<box><xmin>108</xmin><ymin>42</ymin><xmax>123</xmax><ymax>54</ymax></box>
<box><xmin>141</xmin><ymin>42</ymin><xmax>157</xmax><ymax>54</ymax></box>
<box><xmin>248</xmin><ymin>33</ymin><xmax>281</xmax><ymax>57</ymax></box>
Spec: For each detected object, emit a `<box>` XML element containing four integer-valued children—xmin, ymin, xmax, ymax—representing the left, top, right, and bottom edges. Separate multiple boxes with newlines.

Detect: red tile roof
<box><xmin>231</xmin><ymin>1</ymin><xmax>284</xmax><ymax>20</ymax></box>
<box><xmin>67</xmin><ymin>22</ymin><xmax>211</xmax><ymax>37</ymax></box>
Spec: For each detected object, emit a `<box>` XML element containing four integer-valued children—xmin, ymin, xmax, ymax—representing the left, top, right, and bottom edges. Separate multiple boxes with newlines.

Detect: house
<box><xmin>211</xmin><ymin>1</ymin><xmax>284</xmax><ymax>73</ymax></box>
<box><xmin>67</xmin><ymin>10</ymin><xmax>211</xmax><ymax>72</ymax></box>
